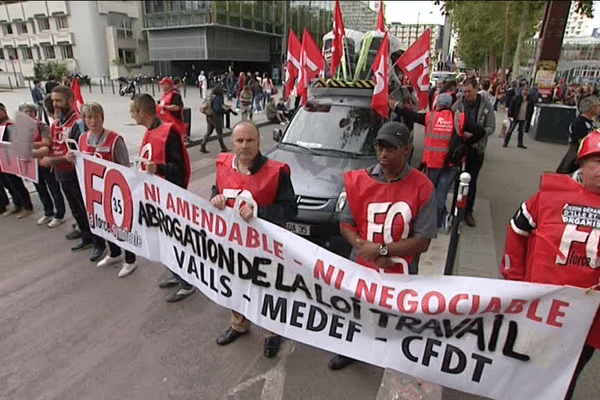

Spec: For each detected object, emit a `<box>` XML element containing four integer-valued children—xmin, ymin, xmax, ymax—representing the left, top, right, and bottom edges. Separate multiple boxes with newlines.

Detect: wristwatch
<box><xmin>379</xmin><ymin>244</ymin><xmax>389</xmax><ymax>256</ymax></box>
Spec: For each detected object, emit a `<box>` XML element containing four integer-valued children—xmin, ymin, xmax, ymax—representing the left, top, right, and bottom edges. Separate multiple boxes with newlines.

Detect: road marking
<box><xmin>226</xmin><ymin>340</ymin><xmax>295</xmax><ymax>400</ymax></box>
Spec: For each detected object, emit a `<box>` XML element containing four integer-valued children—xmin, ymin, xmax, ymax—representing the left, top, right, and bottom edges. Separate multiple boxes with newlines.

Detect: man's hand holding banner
<box><xmin>75</xmin><ymin>153</ymin><xmax>600</xmax><ymax>400</ymax></box>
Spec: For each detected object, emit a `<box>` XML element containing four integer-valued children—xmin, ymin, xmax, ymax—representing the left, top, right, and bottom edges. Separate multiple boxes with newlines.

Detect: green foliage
<box><xmin>442</xmin><ymin>1</ymin><xmax>545</xmax><ymax>70</ymax></box>
<box><xmin>575</xmin><ymin>0</ymin><xmax>594</xmax><ymax>18</ymax></box>
<box><xmin>33</xmin><ymin>61</ymin><xmax>69</xmax><ymax>80</ymax></box>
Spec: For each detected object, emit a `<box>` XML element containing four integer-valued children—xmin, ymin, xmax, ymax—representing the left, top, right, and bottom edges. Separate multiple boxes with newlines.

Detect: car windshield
<box><xmin>281</xmin><ymin>103</ymin><xmax>382</xmax><ymax>156</ymax></box>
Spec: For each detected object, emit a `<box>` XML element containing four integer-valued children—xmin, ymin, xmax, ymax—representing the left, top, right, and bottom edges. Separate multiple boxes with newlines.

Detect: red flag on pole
<box><xmin>394</xmin><ymin>29</ymin><xmax>431</xmax><ymax>110</ymax></box>
<box><xmin>330</xmin><ymin>0</ymin><xmax>345</xmax><ymax>77</ymax></box>
<box><xmin>297</xmin><ymin>28</ymin><xmax>326</xmax><ymax>105</ymax></box>
<box><xmin>371</xmin><ymin>32</ymin><xmax>389</xmax><ymax>118</ymax></box>
<box><xmin>376</xmin><ymin>0</ymin><xmax>386</xmax><ymax>33</ymax></box>
<box><xmin>71</xmin><ymin>76</ymin><xmax>84</xmax><ymax>114</ymax></box>
<box><xmin>285</xmin><ymin>29</ymin><xmax>302</xmax><ymax>99</ymax></box>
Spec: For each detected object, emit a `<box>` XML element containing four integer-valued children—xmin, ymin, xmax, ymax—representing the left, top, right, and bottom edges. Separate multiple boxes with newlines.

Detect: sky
<box><xmin>385</xmin><ymin>0</ymin><xmax>600</xmax><ymax>34</ymax></box>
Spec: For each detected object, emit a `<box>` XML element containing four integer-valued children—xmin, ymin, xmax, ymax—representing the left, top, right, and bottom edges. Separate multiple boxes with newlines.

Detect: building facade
<box><xmin>0</xmin><ymin>0</ymin><xmax>151</xmax><ymax>82</ymax></box>
<box><xmin>387</xmin><ymin>22</ymin><xmax>443</xmax><ymax>59</ymax></box>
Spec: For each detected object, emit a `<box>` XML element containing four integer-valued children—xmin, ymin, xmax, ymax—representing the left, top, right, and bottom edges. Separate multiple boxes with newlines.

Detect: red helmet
<box><xmin>578</xmin><ymin>131</ymin><xmax>600</xmax><ymax>162</ymax></box>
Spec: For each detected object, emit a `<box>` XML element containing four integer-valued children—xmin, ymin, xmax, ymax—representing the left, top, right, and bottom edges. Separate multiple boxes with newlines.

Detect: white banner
<box><xmin>75</xmin><ymin>153</ymin><xmax>600</xmax><ymax>400</ymax></box>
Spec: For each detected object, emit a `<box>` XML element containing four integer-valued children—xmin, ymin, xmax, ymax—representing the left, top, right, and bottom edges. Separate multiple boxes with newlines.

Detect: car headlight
<box><xmin>335</xmin><ymin>191</ymin><xmax>347</xmax><ymax>212</ymax></box>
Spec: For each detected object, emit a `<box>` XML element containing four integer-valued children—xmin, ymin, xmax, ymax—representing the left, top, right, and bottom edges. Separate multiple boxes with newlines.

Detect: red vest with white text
<box><xmin>139</xmin><ymin>122</ymin><xmax>191</xmax><ymax>188</ymax></box>
<box><xmin>78</xmin><ymin>130</ymin><xmax>120</xmax><ymax>162</ymax></box>
<box><xmin>344</xmin><ymin>168</ymin><xmax>434</xmax><ymax>274</ymax></box>
<box><xmin>423</xmin><ymin>110</ymin><xmax>454</xmax><ymax>168</ymax></box>
<box><xmin>215</xmin><ymin>153</ymin><xmax>290</xmax><ymax>208</ymax></box>
<box><xmin>522</xmin><ymin>174</ymin><xmax>600</xmax><ymax>347</ymax></box>
<box><xmin>157</xmin><ymin>89</ymin><xmax>188</xmax><ymax>141</ymax></box>
<box><xmin>50</xmin><ymin>112</ymin><xmax>81</xmax><ymax>172</ymax></box>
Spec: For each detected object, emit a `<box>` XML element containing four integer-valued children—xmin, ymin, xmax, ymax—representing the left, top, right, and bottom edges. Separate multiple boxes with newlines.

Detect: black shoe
<box><xmin>328</xmin><ymin>354</ymin><xmax>355</xmax><ymax>370</ymax></box>
<box><xmin>464</xmin><ymin>214</ymin><xmax>476</xmax><ymax>227</ymax></box>
<box><xmin>220</xmin><ymin>147</ymin><xmax>229</xmax><ymax>152</ymax></box>
<box><xmin>165</xmin><ymin>286</ymin><xmax>195</xmax><ymax>302</ymax></box>
<box><xmin>518</xmin><ymin>144</ymin><xmax>527</xmax><ymax>149</ymax></box>
<box><xmin>230</xmin><ymin>110</ymin><xmax>238</xmax><ymax>116</ymax></box>
<box><xmin>216</xmin><ymin>327</ymin><xmax>248</xmax><ymax>346</ymax></box>
<box><xmin>264</xmin><ymin>336</ymin><xmax>281</xmax><ymax>358</ymax></box>
<box><xmin>89</xmin><ymin>246</ymin><xmax>106</xmax><ymax>262</ymax></box>
<box><xmin>502</xmin><ymin>143</ymin><xmax>508</xmax><ymax>147</ymax></box>
<box><xmin>71</xmin><ymin>238</ymin><xmax>93</xmax><ymax>251</ymax></box>
<box><xmin>158</xmin><ymin>277</ymin><xmax>179</xmax><ymax>288</ymax></box>
<box><xmin>66</xmin><ymin>227</ymin><xmax>83</xmax><ymax>240</ymax></box>
<box><xmin>200</xmin><ymin>146</ymin><xmax>209</xmax><ymax>154</ymax></box>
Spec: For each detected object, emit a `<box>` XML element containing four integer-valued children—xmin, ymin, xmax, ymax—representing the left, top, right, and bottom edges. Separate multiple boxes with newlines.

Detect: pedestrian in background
<box><xmin>200</xmin><ymin>85</ymin><xmax>228</xmax><ymax>154</ymax></box>
<box><xmin>503</xmin><ymin>85</ymin><xmax>533</xmax><ymax>149</ymax></box>
<box><xmin>240</xmin><ymin>84</ymin><xmax>253</xmax><ymax>121</ymax></box>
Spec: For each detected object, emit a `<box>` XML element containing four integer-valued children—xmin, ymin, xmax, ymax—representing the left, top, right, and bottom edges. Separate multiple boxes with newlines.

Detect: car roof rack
<box><xmin>312</xmin><ymin>78</ymin><xmax>375</xmax><ymax>89</ymax></box>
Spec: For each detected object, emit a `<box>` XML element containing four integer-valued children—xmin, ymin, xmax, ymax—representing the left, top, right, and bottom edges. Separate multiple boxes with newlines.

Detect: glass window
<box><xmin>21</xmin><ymin>47</ymin><xmax>33</xmax><ymax>60</ymax></box>
<box><xmin>59</xmin><ymin>44</ymin><xmax>73</xmax><ymax>59</ymax></box>
<box><xmin>6</xmin><ymin>47</ymin><xmax>18</xmax><ymax>60</ymax></box>
<box><xmin>0</xmin><ymin>49</ymin><xmax>4</xmax><ymax>60</ymax></box>
<box><xmin>3</xmin><ymin>23</ymin><xmax>13</xmax><ymax>35</ymax></box>
<box><xmin>42</xmin><ymin>45</ymin><xmax>55</xmax><ymax>59</ymax></box>
<box><xmin>152</xmin><ymin>0</ymin><xmax>164</xmax><ymax>13</ymax></box>
<box><xmin>282</xmin><ymin>104</ymin><xmax>383</xmax><ymax>156</ymax></box>
<box><xmin>16</xmin><ymin>22</ymin><xmax>28</xmax><ymax>34</ymax></box>
<box><xmin>118</xmin><ymin>48</ymin><xmax>135</xmax><ymax>64</ymax></box>
<box><xmin>56</xmin><ymin>16</ymin><xmax>68</xmax><ymax>29</ymax></box>
<box><xmin>38</xmin><ymin>17</ymin><xmax>50</xmax><ymax>31</ymax></box>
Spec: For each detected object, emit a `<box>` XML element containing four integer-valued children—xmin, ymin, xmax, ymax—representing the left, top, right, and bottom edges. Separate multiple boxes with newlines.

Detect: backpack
<box><xmin>200</xmin><ymin>98</ymin><xmax>213</xmax><ymax>116</ymax></box>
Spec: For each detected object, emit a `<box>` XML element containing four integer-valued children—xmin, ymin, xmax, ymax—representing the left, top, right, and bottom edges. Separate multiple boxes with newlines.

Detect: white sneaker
<box><xmin>47</xmin><ymin>217</ymin><xmax>65</xmax><ymax>228</ymax></box>
<box><xmin>97</xmin><ymin>254</ymin><xmax>121</xmax><ymax>268</ymax></box>
<box><xmin>37</xmin><ymin>215</ymin><xmax>53</xmax><ymax>225</ymax></box>
<box><xmin>118</xmin><ymin>262</ymin><xmax>138</xmax><ymax>278</ymax></box>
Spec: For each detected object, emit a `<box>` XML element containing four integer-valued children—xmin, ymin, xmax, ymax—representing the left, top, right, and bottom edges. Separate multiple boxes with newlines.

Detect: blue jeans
<box><xmin>427</xmin><ymin>167</ymin><xmax>458</xmax><ymax>229</ymax></box>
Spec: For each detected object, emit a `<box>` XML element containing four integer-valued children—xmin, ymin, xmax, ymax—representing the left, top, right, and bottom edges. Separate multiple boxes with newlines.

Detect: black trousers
<box><xmin>504</xmin><ymin>119</ymin><xmax>525</xmax><ymax>146</ymax></box>
<box><xmin>464</xmin><ymin>147</ymin><xmax>483</xmax><ymax>216</ymax></box>
<box><xmin>564</xmin><ymin>343</ymin><xmax>595</xmax><ymax>399</ymax></box>
<box><xmin>35</xmin><ymin>166</ymin><xmax>65</xmax><ymax>218</ymax></box>
<box><xmin>107</xmin><ymin>241</ymin><xmax>136</xmax><ymax>263</ymax></box>
<box><xmin>59</xmin><ymin>178</ymin><xmax>104</xmax><ymax>248</ymax></box>
<box><xmin>201</xmin><ymin>114</ymin><xmax>226</xmax><ymax>148</ymax></box>
<box><xmin>0</xmin><ymin>174</ymin><xmax>8</xmax><ymax>211</ymax></box>
<box><xmin>0</xmin><ymin>173</ymin><xmax>32</xmax><ymax>210</ymax></box>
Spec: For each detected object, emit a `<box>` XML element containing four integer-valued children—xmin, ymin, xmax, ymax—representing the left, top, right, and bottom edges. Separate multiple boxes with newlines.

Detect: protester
<box><xmin>31</xmin><ymin>80</ymin><xmax>49</xmax><ymax>124</ymax></box>
<box><xmin>503</xmin><ymin>86</ymin><xmax>533</xmax><ymax>149</ymax></box>
<box><xmin>329</xmin><ymin>121</ymin><xmax>437</xmax><ymax>370</ymax></box>
<box><xmin>276</xmin><ymin>97</ymin><xmax>292</xmax><ymax>120</ymax></box>
<box><xmin>197</xmin><ymin>71</ymin><xmax>207</xmax><ymax>99</ymax></box>
<box><xmin>501</xmin><ymin>131</ymin><xmax>600</xmax><ymax>400</ymax></box>
<box><xmin>200</xmin><ymin>84</ymin><xmax>228</xmax><ymax>153</ymax></box>
<box><xmin>211</xmin><ymin>121</ymin><xmax>297</xmax><ymax>358</ymax></box>
<box><xmin>391</xmin><ymin>93</ymin><xmax>462</xmax><ymax>230</ymax></box>
<box><xmin>451</xmin><ymin>77</ymin><xmax>495</xmax><ymax>227</ymax></box>
<box><xmin>0</xmin><ymin>103</ymin><xmax>34</xmax><ymax>219</ymax></box>
<box><xmin>557</xmin><ymin>95</ymin><xmax>600</xmax><ymax>174</ymax></box>
<box><xmin>240</xmin><ymin>84</ymin><xmax>253</xmax><ymax>121</ymax></box>
<box><xmin>18</xmin><ymin>102</ymin><xmax>65</xmax><ymax>228</ymax></box>
<box><xmin>39</xmin><ymin>85</ymin><xmax>106</xmax><ymax>260</ymax></box>
<box><xmin>235</xmin><ymin>72</ymin><xmax>245</xmax><ymax>109</ymax></box>
<box><xmin>266</xmin><ymin>98</ymin><xmax>287</xmax><ymax>125</ymax></box>
<box><xmin>130</xmin><ymin>94</ymin><xmax>194</xmax><ymax>301</ymax></box>
<box><xmin>70</xmin><ymin>103</ymin><xmax>137</xmax><ymax>277</ymax></box>
<box><xmin>157</xmin><ymin>77</ymin><xmax>187</xmax><ymax>142</ymax></box>
<box><xmin>45</xmin><ymin>74</ymin><xmax>59</xmax><ymax>94</ymax></box>
<box><xmin>261</xmin><ymin>73</ymin><xmax>274</xmax><ymax>108</ymax></box>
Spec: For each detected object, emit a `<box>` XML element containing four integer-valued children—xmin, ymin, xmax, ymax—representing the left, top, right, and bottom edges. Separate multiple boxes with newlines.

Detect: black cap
<box><xmin>374</xmin><ymin>121</ymin><xmax>411</xmax><ymax>147</ymax></box>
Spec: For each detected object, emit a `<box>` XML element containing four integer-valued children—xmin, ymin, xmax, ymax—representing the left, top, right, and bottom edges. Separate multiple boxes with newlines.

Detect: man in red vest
<box><xmin>502</xmin><ymin>131</ymin><xmax>600</xmax><ymax>400</ymax></box>
<box><xmin>329</xmin><ymin>121</ymin><xmax>437</xmax><ymax>370</ymax></box>
<box><xmin>157</xmin><ymin>77</ymin><xmax>188</xmax><ymax>142</ymax></box>
<box><xmin>40</xmin><ymin>85</ymin><xmax>106</xmax><ymax>261</ymax></box>
<box><xmin>211</xmin><ymin>121</ymin><xmax>297</xmax><ymax>358</ymax></box>
<box><xmin>130</xmin><ymin>93</ymin><xmax>193</xmax><ymax>301</ymax></box>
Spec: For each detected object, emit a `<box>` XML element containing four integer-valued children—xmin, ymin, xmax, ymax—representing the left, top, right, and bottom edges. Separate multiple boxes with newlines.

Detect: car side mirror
<box><xmin>273</xmin><ymin>128</ymin><xmax>282</xmax><ymax>142</ymax></box>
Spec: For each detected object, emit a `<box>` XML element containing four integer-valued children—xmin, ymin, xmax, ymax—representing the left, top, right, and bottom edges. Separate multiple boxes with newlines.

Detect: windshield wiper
<box><xmin>316</xmin><ymin>148</ymin><xmax>361</xmax><ymax>158</ymax></box>
<box><xmin>281</xmin><ymin>142</ymin><xmax>318</xmax><ymax>154</ymax></box>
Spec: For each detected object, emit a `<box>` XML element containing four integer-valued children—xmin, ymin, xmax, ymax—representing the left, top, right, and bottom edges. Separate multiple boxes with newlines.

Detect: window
<box><xmin>56</xmin><ymin>16</ymin><xmax>68</xmax><ymax>30</ymax></box>
<box><xmin>20</xmin><ymin>47</ymin><xmax>33</xmax><ymax>60</ymax></box>
<box><xmin>0</xmin><ymin>49</ymin><xmax>4</xmax><ymax>60</ymax></box>
<box><xmin>118</xmin><ymin>48</ymin><xmax>135</xmax><ymax>64</ymax></box>
<box><xmin>16</xmin><ymin>22</ymin><xmax>28</xmax><ymax>35</ymax></box>
<box><xmin>42</xmin><ymin>45</ymin><xmax>55</xmax><ymax>59</ymax></box>
<box><xmin>38</xmin><ymin>17</ymin><xmax>50</xmax><ymax>31</ymax></box>
<box><xmin>6</xmin><ymin>47</ymin><xmax>18</xmax><ymax>60</ymax></box>
<box><xmin>59</xmin><ymin>44</ymin><xmax>73</xmax><ymax>59</ymax></box>
<box><xmin>117</xmin><ymin>17</ymin><xmax>133</xmax><ymax>38</ymax></box>
<box><xmin>2</xmin><ymin>23</ymin><xmax>13</xmax><ymax>35</ymax></box>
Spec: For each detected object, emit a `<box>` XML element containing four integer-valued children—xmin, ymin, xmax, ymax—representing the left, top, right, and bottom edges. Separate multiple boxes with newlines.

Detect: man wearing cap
<box><xmin>329</xmin><ymin>121</ymin><xmax>437</xmax><ymax>371</ymax></box>
<box><xmin>157</xmin><ymin>77</ymin><xmax>188</xmax><ymax>142</ymax></box>
<box><xmin>557</xmin><ymin>95</ymin><xmax>600</xmax><ymax>174</ymax></box>
<box><xmin>501</xmin><ymin>131</ymin><xmax>600</xmax><ymax>400</ymax></box>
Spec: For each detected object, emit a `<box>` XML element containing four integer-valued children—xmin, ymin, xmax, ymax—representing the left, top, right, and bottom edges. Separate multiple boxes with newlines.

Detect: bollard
<box><xmin>111</xmin><ymin>79</ymin><xmax>115</xmax><ymax>95</ymax></box>
<box><xmin>100</xmin><ymin>79</ymin><xmax>103</xmax><ymax>94</ymax></box>
<box><xmin>444</xmin><ymin>172</ymin><xmax>471</xmax><ymax>276</ymax></box>
<box><xmin>151</xmin><ymin>79</ymin><xmax>155</xmax><ymax>97</ymax></box>
<box><xmin>8</xmin><ymin>76</ymin><xmax>12</xmax><ymax>90</ymax></box>
<box><xmin>89</xmin><ymin>79</ymin><xmax>92</xmax><ymax>93</ymax></box>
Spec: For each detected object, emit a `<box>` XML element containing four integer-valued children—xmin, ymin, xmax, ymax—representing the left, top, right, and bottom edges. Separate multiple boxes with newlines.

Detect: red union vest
<box><xmin>139</xmin><ymin>122</ymin><xmax>191</xmax><ymax>188</ymax></box>
<box><xmin>78</xmin><ymin>130</ymin><xmax>120</xmax><ymax>162</ymax></box>
<box><xmin>50</xmin><ymin>112</ymin><xmax>81</xmax><ymax>172</ymax></box>
<box><xmin>423</xmin><ymin>110</ymin><xmax>455</xmax><ymax>169</ymax></box>
<box><xmin>215</xmin><ymin>153</ymin><xmax>290</xmax><ymax>208</ymax></box>
<box><xmin>157</xmin><ymin>89</ymin><xmax>188</xmax><ymax>141</ymax></box>
<box><xmin>524</xmin><ymin>173</ymin><xmax>600</xmax><ymax>347</ymax></box>
<box><xmin>344</xmin><ymin>167</ymin><xmax>434</xmax><ymax>274</ymax></box>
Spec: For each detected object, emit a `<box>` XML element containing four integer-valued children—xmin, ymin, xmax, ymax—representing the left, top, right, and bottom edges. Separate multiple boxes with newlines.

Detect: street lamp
<box><xmin>416</xmin><ymin>11</ymin><xmax>433</xmax><ymax>43</ymax></box>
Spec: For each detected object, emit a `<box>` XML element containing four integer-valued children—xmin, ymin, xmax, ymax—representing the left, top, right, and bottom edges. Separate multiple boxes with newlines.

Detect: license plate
<box><xmin>285</xmin><ymin>222</ymin><xmax>311</xmax><ymax>236</ymax></box>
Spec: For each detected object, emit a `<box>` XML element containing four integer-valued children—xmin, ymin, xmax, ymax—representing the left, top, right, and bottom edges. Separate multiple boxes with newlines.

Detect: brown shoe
<box><xmin>16</xmin><ymin>209</ymin><xmax>33</xmax><ymax>219</ymax></box>
<box><xmin>464</xmin><ymin>214</ymin><xmax>476</xmax><ymax>227</ymax></box>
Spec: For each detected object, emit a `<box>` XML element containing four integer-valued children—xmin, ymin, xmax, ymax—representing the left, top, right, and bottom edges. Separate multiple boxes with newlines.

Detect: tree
<box><xmin>512</xmin><ymin>1</ymin><xmax>531</xmax><ymax>79</ymax></box>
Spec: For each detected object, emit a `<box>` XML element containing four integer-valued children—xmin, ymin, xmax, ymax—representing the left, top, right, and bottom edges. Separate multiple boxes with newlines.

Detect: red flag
<box><xmin>330</xmin><ymin>0</ymin><xmax>345</xmax><ymax>76</ymax></box>
<box><xmin>371</xmin><ymin>32</ymin><xmax>389</xmax><ymax>118</ymax></box>
<box><xmin>297</xmin><ymin>28</ymin><xmax>326</xmax><ymax>105</ymax></box>
<box><xmin>71</xmin><ymin>77</ymin><xmax>84</xmax><ymax>114</ymax></box>
<box><xmin>285</xmin><ymin>29</ymin><xmax>302</xmax><ymax>99</ymax></box>
<box><xmin>394</xmin><ymin>29</ymin><xmax>431</xmax><ymax>110</ymax></box>
<box><xmin>376</xmin><ymin>0</ymin><xmax>386</xmax><ymax>33</ymax></box>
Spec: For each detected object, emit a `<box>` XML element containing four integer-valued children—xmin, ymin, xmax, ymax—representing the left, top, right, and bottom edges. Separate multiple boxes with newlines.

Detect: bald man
<box><xmin>211</xmin><ymin>121</ymin><xmax>297</xmax><ymax>358</ymax></box>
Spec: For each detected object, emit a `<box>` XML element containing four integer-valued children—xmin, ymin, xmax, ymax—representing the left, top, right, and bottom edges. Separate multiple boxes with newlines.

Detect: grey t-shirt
<box><xmin>339</xmin><ymin>162</ymin><xmax>437</xmax><ymax>240</ymax></box>
<box><xmin>86</xmin><ymin>130</ymin><xmax>129</xmax><ymax>167</ymax></box>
